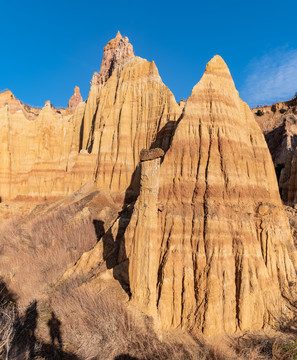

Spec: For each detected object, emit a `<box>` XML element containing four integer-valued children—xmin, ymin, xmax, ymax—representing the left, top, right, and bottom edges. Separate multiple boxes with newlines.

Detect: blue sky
<box><xmin>1</xmin><ymin>0</ymin><xmax>297</xmax><ymax>108</ymax></box>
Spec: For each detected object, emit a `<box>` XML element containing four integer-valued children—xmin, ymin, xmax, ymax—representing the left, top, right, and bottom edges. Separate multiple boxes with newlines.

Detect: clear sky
<box><xmin>1</xmin><ymin>0</ymin><xmax>297</xmax><ymax>108</ymax></box>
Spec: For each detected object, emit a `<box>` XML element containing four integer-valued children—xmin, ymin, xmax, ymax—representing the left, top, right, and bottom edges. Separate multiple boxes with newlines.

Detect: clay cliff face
<box><xmin>1</xmin><ymin>35</ymin><xmax>297</xmax><ymax>338</ymax></box>
<box><xmin>265</xmin><ymin>115</ymin><xmax>297</xmax><ymax>201</ymax></box>
<box><xmin>80</xmin><ymin>31</ymin><xmax>135</xmax><ymax>150</ymax></box>
<box><xmin>127</xmin><ymin>56</ymin><xmax>297</xmax><ymax>335</ymax></box>
<box><xmin>0</xmin><ymin>100</ymin><xmax>76</xmax><ymax>200</ymax></box>
<box><xmin>287</xmin><ymin>148</ymin><xmax>297</xmax><ymax>204</ymax></box>
<box><xmin>0</xmin><ymin>33</ymin><xmax>180</xmax><ymax>203</ymax></box>
<box><xmin>129</xmin><ymin>148</ymin><xmax>164</xmax><ymax>317</ymax></box>
<box><xmin>255</xmin><ymin>96</ymin><xmax>297</xmax><ymax>202</ymax></box>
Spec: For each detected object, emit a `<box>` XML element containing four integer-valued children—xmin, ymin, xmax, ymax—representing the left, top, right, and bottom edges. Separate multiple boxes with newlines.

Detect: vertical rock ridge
<box><xmin>129</xmin><ymin>148</ymin><xmax>164</xmax><ymax>317</ymax></box>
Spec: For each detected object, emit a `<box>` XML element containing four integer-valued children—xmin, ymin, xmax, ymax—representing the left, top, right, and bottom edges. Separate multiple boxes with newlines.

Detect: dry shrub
<box><xmin>50</xmin><ymin>284</ymin><xmax>266</xmax><ymax>360</ymax></box>
<box><xmin>0</xmin><ymin>201</ymin><xmax>296</xmax><ymax>359</ymax></box>
<box><xmin>229</xmin><ymin>331</ymin><xmax>297</xmax><ymax>360</ymax></box>
<box><xmin>0</xmin><ymin>280</ymin><xmax>18</xmax><ymax>359</ymax></box>
<box><xmin>50</xmin><ymin>285</ymin><xmax>204</xmax><ymax>360</ymax></box>
<box><xmin>0</xmin><ymin>203</ymin><xmax>98</xmax><ymax>305</ymax></box>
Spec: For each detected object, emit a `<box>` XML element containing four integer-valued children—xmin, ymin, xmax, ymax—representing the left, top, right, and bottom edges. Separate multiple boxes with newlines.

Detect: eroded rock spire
<box><xmin>68</xmin><ymin>86</ymin><xmax>83</xmax><ymax>111</ymax></box>
<box><xmin>126</xmin><ymin>55</ymin><xmax>297</xmax><ymax>335</ymax></box>
<box><xmin>91</xmin><ymin>31</ymin><xmax>135</xmax><ymax>86</ymax></box>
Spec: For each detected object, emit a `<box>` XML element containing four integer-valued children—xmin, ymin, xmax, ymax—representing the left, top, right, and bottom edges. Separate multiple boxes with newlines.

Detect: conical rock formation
<box><xmin>127</xmin><ymin>55</ymin><xmax>297</xmax><ymax>335</ymax></box>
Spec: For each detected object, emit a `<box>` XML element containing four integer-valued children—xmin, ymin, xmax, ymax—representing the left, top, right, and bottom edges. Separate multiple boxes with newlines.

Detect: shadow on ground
<box><xmin>0</xmin><ymin>288</ymin><xmax>80</xmax><ymax>360</ymax></box>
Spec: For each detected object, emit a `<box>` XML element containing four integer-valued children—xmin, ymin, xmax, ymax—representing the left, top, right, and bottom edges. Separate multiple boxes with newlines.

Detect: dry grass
<box><xmin>0</xmin><ymin>280</ymin><xmax>18</xmax><ymax>359</ymax></box>
<box><xmin>2</xmin><ymin>281</ymin><xmax>296</xmax><ymax>360</ymax></box>
<box><xmin>0</xmin><ymin>202</ymin><xmax>98</xmax><ymax>305</ymax></box>
<box><xmin>0</xmin><ymin>201</ymin><xmax>296</xmax><ymax>359</ymax></box>
<box><xmin>48</xmin><ymin>280</ymin><xmax>297</xmax><ymax>360</ymax></box>
<box><xmin>50</xmin><ymin>285</ymin><xmax>205</xmax><ymax>360</ymax></box>
<box><xmin>229</xmin><ymin>331</ymin><xmax>297</xmax><ymax>360</ymax></box>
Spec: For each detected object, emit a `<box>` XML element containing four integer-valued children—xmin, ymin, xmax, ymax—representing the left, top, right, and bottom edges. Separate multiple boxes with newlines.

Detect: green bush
<box><xmin>255</xmin><ymin>109</ymin><xmax>264</xmax><ymax>116</ymax></box>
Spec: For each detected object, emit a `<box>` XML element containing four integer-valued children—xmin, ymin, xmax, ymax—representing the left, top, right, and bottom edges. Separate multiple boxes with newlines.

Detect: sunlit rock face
<box><xmin>127</xmin><ymin>55</ymin><xmax>297</xmax><ymax>335</ymax></box>
<box><xmin>68</xmin><ymin>86</ymin><xmax>83</xmax><ymax>111</ymax></box>
<box><xmin>0</xmin><ymin>33</ymin><xmax>180</xmax><ymax>202</ymax></box>
<box><xmin>1</xmin><ymin>34</ymin><xmax>297</xmax><ymax>338</ymax></box>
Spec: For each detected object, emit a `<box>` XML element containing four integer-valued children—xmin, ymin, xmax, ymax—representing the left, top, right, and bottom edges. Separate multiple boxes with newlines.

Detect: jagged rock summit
<box><xmin>92</xmin><ymin>30</ymin><xmax>135</xmax><ymax>86</ymax></box>
<box><xmin>68</xmin><ymin>86</ymin><xmax>83</xmax><ymax>111</ymax></box>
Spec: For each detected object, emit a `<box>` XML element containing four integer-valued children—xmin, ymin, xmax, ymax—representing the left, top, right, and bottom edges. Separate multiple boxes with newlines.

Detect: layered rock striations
<box><xmin>127</xmin><ymin>56</ymin><xmax>297</xmax><ymax>335</ymax></box>
<box><xmin>76</xmin><ymin>31</ymin><xmax>180</xmax><ymax>202</ymax></box>
<box><xmin>129</xmin><ymin>148</ymin><xmax>164</xmax><ymax>316</ymax></box>
<box><xmin>80</xmin><ymin>31</ymin><xmax>135</xmax><ymax>149</ymax></box>
<box><xmin>97</xmin><ymin>30</ymin><xmax>134</xmax><ymax>86</ymax></box>
<box><xmin>90</xmin><ymin>57</ymin><xmax>180</xmax><ymax>201</ymax></box>
<box><xmin>0</xmin><ymin>33</ymin><xmax>180</xmax><ymax>203</ymax></box>
<box><xmin>0</xmin><ymin>100</ymin><xmax>77</xmax><ymax>200</ymax></box>
<box><xmin>1</xmin><ymin>34</ymin><xmax>297</xmax><ymax>338</ymax></box>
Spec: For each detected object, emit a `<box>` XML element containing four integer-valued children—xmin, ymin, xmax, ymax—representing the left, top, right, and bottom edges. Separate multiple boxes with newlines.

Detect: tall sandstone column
<box><xmin>129</xmin><ymin>148</ymin><xmax>164</xmax><ymax>317</ymax></box>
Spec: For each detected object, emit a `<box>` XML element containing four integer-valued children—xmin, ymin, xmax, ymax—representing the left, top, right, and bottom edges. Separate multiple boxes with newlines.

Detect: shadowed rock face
<box><xmin>254</xmin><ymin>97</ymin><xmax>297</xmax><ymax>203</ymax></box>
<box><xmin>127</xmin><ymin>55</ymin><xmax>297</xmax><ymax>335</ymax></box>
<box><xmin>264</xmin><ymin>115</ymin><xmax>297</xmax><ymax>202</ymax></box>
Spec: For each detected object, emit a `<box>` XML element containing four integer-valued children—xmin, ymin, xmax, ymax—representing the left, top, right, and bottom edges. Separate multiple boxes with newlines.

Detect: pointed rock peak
<box><xmin>93</xmin><ymin>32</ymin><xmax>135</xmax><ymax>86</ymax></box>
<box><xmin>44</xmin><ymin>100</ymin><xmax>51</xmax><ymax>108</ymax></box>
<box><xmin>0</xmin><ymin>90</ymin><xmax>15</xmax><ymax>98</ymax></box>
<box><xmin>115</xmin><ymin>30</ymin><xmax>122</xmax><ymax>39</ymax></box>
<box><xmin>68</xmin><ymin>86</ymin><xmax>83</xmax><ymax>111</ymax></box>
<box><xmin>0</xmin><ymin>90</ymin><xmax>16</xmax><ymax>107</ymax></box>
<box><xmin>205</xmin><ymin>55</ymin><xmax>231</xmax><ymax>76</ymax></box>
<box><xmin>188</xmin><ymin>55</ymin><xmax>237</xmax><ymax>104</ymax></box>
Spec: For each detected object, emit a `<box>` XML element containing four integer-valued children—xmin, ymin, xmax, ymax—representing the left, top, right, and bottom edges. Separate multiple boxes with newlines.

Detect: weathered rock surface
<box><xmin>0</xmin><ymin>100</ymin><xmax>75</xmax><ymax>200</ymax></box>
<box><xmin>265</xmin><ymin>115</ymin><xmax>297</xmax><ymax>201</ymax></box>
<box><xmin>76</xmin><ymin>53</ymin><xmax>181</xmax><ymax>203</ymax></box>
<box><xmin>68</xmin><ymin>86</ymin><xmax>83</xmax><ymax>111</ymax></box>
<box><xmin>254</xmin><ymin>95</ymin><xmax>297</xmax><ymax>134</ymax></box>
<box><xmin>1</xmin><ymin>35</ymin><xmax>297</xmax><ymax>339</ymax></box>
<box><xmin>126</xmin><ymin>56</ymin><xmax>297</xmax><ymax>335</ymax></box>
<box><xmin>0</xmin><ymin>33</ymin><xmax>180</xmax><ymax>203</ymax></box>
<box><xmin>255</xmin><ymin>96</ymin><xmax>297</xmax><ymax>203</ymax></box>
<box><xmin>140</xmin><ymin>148</ymin><xmax>164</xmax><ymax>161</ymax></box>
<box><xmin>129</xmin><ymin>150</ymin><xmax>163</xmax><ymax>317</ymax></box>
<box><xmin>96</xmin><ymin>31</ymin><xmax>135</xmax><ymax>86</ymax></box>
<box><xmin>0</xmin><ymin>183</ymin><xmax>121</xmax><ymax>304</ymax></box>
